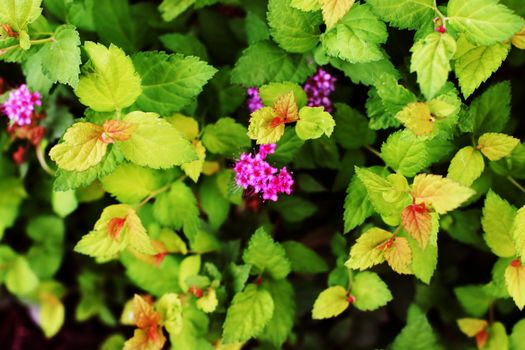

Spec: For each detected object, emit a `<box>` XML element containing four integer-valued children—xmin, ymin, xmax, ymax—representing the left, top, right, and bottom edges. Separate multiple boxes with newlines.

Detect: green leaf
<box><xmin>202</xmin><ymin>117</ymin><xmax>251</xmax><ymax>156</ymax></box>
<box><xmin>259</xmin><ymin>279</ymin><xmax>295</xmax><ymax>347</ymax></box>
<box><xmin>447</xmin><ymin>146</ymin><xmax>485</xmax><ymax>186</ymax></box>
<box><xmin>343</xmin><ymin>174</ymin><xmax>374</xmax><ymax>232</ymax></box>
<box><xmin>295</xmin><ymin>106</ymin><xmax>335</xmax><ymax>140</ymax></box>
<box><xmin>391</xmin><ymin>305</ymin><xmax>440</xmax><ymax>350</ymax></box>
<box><xmin>510</xmin><ymin>319</ymin><xmax>525</xmax><ymax>350</ymax></box>
<box><xmin>381</xmin><ymin>130</ymin><xmax>429</xmax><ymax>177</ymax></box>
<box><xmin>246</xmin><ymin>11</ymin><xmax>270</xmax><ymax>44</ymax></box>
<box><xmin>367</xmin><ymin>0</ymin><xmax>434</xmax><ymax>30</ymax></box>
<box><xmin>331</xmin><ymin>56</ymin><xmax>400</xmax><ymax>86</ymax></box>
<box><xmin>267</xmin><ymin>0</ymin><xmax>322</xmax><ymax>53</ymax></box>
<box><xmin>131</xmin><ymin>52</ymin><xmax>217</xmax><ymax>115</ymax></box>
<box><xmin>333</xmin><ymin>103</ymin><xmax>376</xmax><ymax>149</ymax></box>
<box><xmin>100</xmin><ymin>163</ymin><xmax>163</xmax><ymax>204</ymax></box>
<box><xmin>179</xmin><ymin>255</ymin><xmax>201</xmax><ymax>291</ymax></box>
<box><xmin>271</xmin><ymin>196</ymin><xmax>318</xmax><ymax>222</ymax></box>
<box><xmin>282</xmin><ymin>241</ymin><xmax>328</xmax><ymax>274</ymax></box>
<box><xmin>482</xmin><ymin>191</ymin><xmax>517</xmax><ymax>258</ymax></box>
<box><xmin>321</xmin><ymin>3</ymin><xmax>388</xmax><ymax>64</ymax></box>
<box><xmin>0</xmin><ymin>0</ymin><xmax>42</xmax><ymax>31</ymax></box>
<box><xmin>410</xmin><ymin>32</ymin><xmax>456</xmax><ymax>100</ymax></box>
<box><xmin>454</xmin><ymin>35</ymin><xmax>511</xmax><ymax>98</ymax></box>
<box><xmin>119</xmin><ymin>111</ymin><xmax>197</xmax><ymax>169</ymax></box>
<box><xmin>40</xmin><ymin>295</ymin><xmax>65</xmax><ymax>338</ymax></box>
<box><xmin>291</xmin><ymin>0</ymin><xmax>321</xmax><ymax>11</ymax></box>
<box><xmin>259</xmin><ymin>82</ymin><xmax>308</xmax><ymax>108</ymax></box>
<box><xmin>231</xmin><ymin>40</ymin><xmax>316</xmax><ymax>86</ymax></box>
<box><xmin>160</xmin><ymin>33</ymin><xmax>208</xmax><ymax>60</ymax></box>
<box><xmin>312</xmin><ymin>285</ymin><xmax>350</xmax><ymax>320</ymax></box>
<box><xmin>247</xmin><ymin>107</ymin><xmax>284</xmax><ymax>144</ymax></box>
<box><xmin>51</xmin><ymin>190</ymin><xmax>78</xmax><ymax>218</ymax></box>
<box><xmin>396</xmin><ymin>102</ymin><xmax>436</xmax><ymax>137</ymax></box>
<box><xmin>485</xmin><ymin>322</ymin><xmax>509</xmax><ymax>350</ymax></box>
<box><xmin>447</xmin><ymin>0</ymin><xmax>524</xmax><ymax>46</ymax></box>
<box><xmin>198</xmin><ymin>175</ymin><xmax>230</xmax><ymax>230</ymax></box>
<box><xmin>407</xmin><ymin>231</ymin><xmax>438</xmax><ymax>284</ymax></box>
<box><xmin>181</xmin><ymin>141</ymin><xmax>205</xmax><ymax>182</ymax></box>
<box><xmin>0</xmin><ymin>178</ymin><xmax>26</xmax><ymax>235</ymax></box>
<box><xmin>352</xmin><ymin>271</ymin><xmax>393</xmax><ymax>311</ymax></box>
<box><xmin>39</xmin><ymin>24</ymin><xmax>81</xmax><ymax>87</ymax></box>
<box><xmin>345</xmin><ymin>227</ymin><xmax>391</xmax><ymax>270</ymax></box>
<box><xmin>454</xmin><ymin>285</ymin><xmax>493</xmax><ymax>317</ymax></box>
<box><xmin>478</xmin><ymin>132</ymin><xmax>520</xmax><ymax>161</ymax></box>
<box><xmin>320</xmin><ymin>0</ymin><xmax>356</xmax><ymax>29</ymax></box>
<box><xmin>242</xmin><ymin>227</ymin><xmax>291</xmax><ymax>280</ymax></box>
<box><xmin>75</xmin><ymin>42</ymin><xmax>142</xmax><ymax>112</ymax></box>
<box><xmin>222</xmin><ymin>284</ymin><xmax>274</xmax><ymax>344</ymax></box>
<box><xmin>6</xmin><ymin>256</ymin><xmax>39</xmax><ymax>296</ymax></box>
<box><xmin>159</xmin><ymin>0</ymin><xmax>194</xmax><ymax>21</ymax></box>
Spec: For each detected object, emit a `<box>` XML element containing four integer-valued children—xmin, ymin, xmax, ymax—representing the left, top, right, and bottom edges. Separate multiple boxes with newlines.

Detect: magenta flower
<box><xmin>234</xmin><ymin>144</ymin><xmax>293</xmax><ymax>202</ymax></box>
<box><xmin>2</xmin><ymin>84</ymin><xmax>41</xmax><ymax>126</ymax></box>
<box><xmin>246</xmin><ymin>87</ymin><xmax>263</xmax><ymax>113</ymax></box>
<box><xmin>303</xmin><ymin>68</ymin><xmax>336</xmax><ymax>112</ymax></box>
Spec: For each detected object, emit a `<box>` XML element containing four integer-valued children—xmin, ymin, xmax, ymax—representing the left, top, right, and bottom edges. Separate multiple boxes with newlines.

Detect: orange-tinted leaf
<box><xmin>124</xmin><ymin>329</ymin><xmax>166</xmax><ymax>350</ymax></box>
<box><xmin>476</xmin><ymin>329</ymin><xmax>488</xmax><ymax>349</ymax></box>
<box><xmin>101</xmin><ymin>119</ymin><xmax>136</xmax><ymax>143</ymax></box>
<box><xmin>384</xmin><ymin>237</ymin><xmax>412</xmax><ymax>274</ymax></box>
<box><xmin>273</xmin><ymin>91</ymin><xmax>299</xmax><ymax>123</ymax></box>
<box><xmin>402</xmin><ymin>203</ymin><xmax>433</xmax><ymax>248</ymax></box>
<box><xmin>107</xmin><ymin>217</ymin><xmax>127</xmax><ymax>240</ymax></box>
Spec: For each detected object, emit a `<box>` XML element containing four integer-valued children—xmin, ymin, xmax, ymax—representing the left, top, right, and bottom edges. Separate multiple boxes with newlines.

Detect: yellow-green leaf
<box><xmin>181</xmin><ymin>141</ymin><xmax>206</xmax><ymax>182</ymax></box>
<box><xmin>384</xmin><ymin>237</ymin><xmax>412</xmax><ymax>275</ymax></box>
<box><xmin>291</xmin><ymin>0</ymin><xmax>321</xmax><ymax>11</ymax></box>
<box><xmin>457</xmin><ymin>318</ymin><xmax>487</xmax><ymax>337</ymax></box>
<box><xmin>395</xmin><ymin>102</ymin><xmax>434</xmax><ymax>136</ymax></box>
<box><xmin>247</xmin><ymin>107</ymin><xmax>284</xmax><ymax>144</ymax></box>
<box><xmin>312</xmin><ymin>286</ymin><xmax>349</xmax><ymax>319</ymax></box>
<box><xmin>512</xmin><ymin>27</ymin><xmax>525</xmax><ymax>49</ymax></box>
<box><xmin>320</xmin><ymin>0</ymin><xmax>355</xmax><ymax>29</ymax></box>
<box><xmin>505</xmin><ymin>262</ymin><xmax>525</xmax><ymax>310</ymax></box>
<box><xmin>478</xmin><ymin>132</ymin><xmax>520</xmax><ymax>161</ymax></box>
<box><xmin>178</xmin><ymin>255</ymin><xmax>201</xmax><ymax>291</ymax></box>
<box><xmin>482</xmin><ymin>191</ymin><xmax>516</xmax><ymax>258</ymax></box>
<box><xmin>447</xmin><ymin>146</ymin><xmax>485</xmax><ymax>186</ymax></box>
<box><xmin>40</xmin><ymin>294</ymin><xmax>65</xmax><ymax>338</ymax></box>
<box><xmin>0</xmin><ymin>0</ymin><xmax>42</xmax><ymax>31</ymax></box>
<box><xmin>295</xmin><ymin>106</ymin><xmax>335</xmax><ymax>140</ymax></box>
<box><xmin>197</xmin><ymin>288</ymin><xmax>218</xmax><ymax>313</ymax></box>
<box><xmin>156</xmin><ymin>293</ymin><xmax>183</xmax><ymax>336</ymax></box>
<box><xmin>167</xmin><ymin>114</ymin><xmax>199</xmax><ymax>140</ymax></box>
<box><xmin>512</xmin><ymin>207</ymin><xmax>525</xmax><ymax>263</ymax></box>
<box><xmin>345</xmin><ymin>227</ymin><xmax>391</xmax><ymax>270</ymax></box>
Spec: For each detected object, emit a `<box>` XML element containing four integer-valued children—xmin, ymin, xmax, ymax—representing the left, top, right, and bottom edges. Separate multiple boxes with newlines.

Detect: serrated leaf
<box><xmin>454</xmin><ymin>35</ymin><xmax>510</xmax><ymax>98</ymax></box>
<box><xmin>132</xmin><ymin>52</ymin><xmax>217</xmax><ymax>115</ymax></box>
<box><xmin>407</xmin><ymin>230</ymin><xmax>438</xmax><ymax>284</ymax></box>
<box><xmin>410</xmin><ymin>32</ymin><xmax>456</xmax><ymax>100</ymax></box>
<box><xmin>159</xmin><ymin>0</ymin><xmax>194</xmax><ymax>22</ymax></box>
<box><xmin>119</xmin><ymin>111</ymin><xmax>197</xmax><ymax>169</ymax></box>
<box><xmin>242</xmin><ymin>228</ymin><xmax>291</xmax><ymax>280</ymax></box>
<box><xmin>267</xmin><ymin>0</ymin><xmax>322</xmax><ymax>53</ymax></box>
<box><xmin>447</xmin><ymin>146</ymin><xmax>485</xmax><ymax>186</ymax></box>
<box><xmin>457</xmin><ymin>318</ymin><xmax>487</xmax><ymax>337</ymax></box>
<box><xmin>49</xmin><ymin>122</ymin><xmax>107</xmax><ymax>172</ymax></box>
<box><xmin>312</xmin><ymin>285</ymin><xmax>349</xmax><ymax>319</ymax></box>
<box><xmin>259</xmin><ymin>82</ymin><xmax>307</xmax><ymax>108</ymax></box>
<box><xmin>395</xmin><ymin>102</ymin><xmax>434</xmax><ymax>136</ymax></box>
<box><xmin>345</xmin><ymin>227</ymin><xmax>391</xmax><ymax>270</ymax></box>
<box><xmin>411</xmin><ymin>173</ymin><xmax>475</xmax><ymax>214</ymax></box>
<box><xmin>202</xmin><ymin>117</ymin><xmax>251</xmax><ymax>155</ymax></box>
<box><xmin>464</xmin><ymin>81</ymin><xmax>511</xmax><ymax>135</ymax></box>
<box><xmin>75</xmin><ymin>42</ymin><xmax>141</xmax><ymax>112</ymax></box>
<box><xmin>282</xmin><ymin>241</ymin><xmax>328</xmax><ymax>274</ymax></box>
<box><xmin>391</xmin><ymin>305</ymin><xmax>440</xmax><ymax>350</ymax></box>
<box><xmin>478</xmin><ymin>132</ymin><xmax>520</xmax><ymax>161</ymax></box>
<box><xmin>352</xmin><ymin>271</ymin><xmax>392</xmax><ymax>311</ymax></box>
<box><xmin>322</xmin><ymin>3</ymin><xmax>387</xmax><ymax>64</ymax></box>
<box><xmin>381</xmin><ymin>130</ymin><xmax>429</xmax><ymax>177</ymax></box>
<box><xmin>367</xmin><ymin>0</ymin><xmax>434</xmax><ymax>30</ymax></box>
<box><xmin>447</xmin><ymin>0</ymin><xmax>524</xmax><ymax>46</ymax></box>
<box><xmin>40</xmin><ymin>24</ymin><xmax>81</xmax><ymax>87</ymax></box>
<box><xmin>295</xmin><ymin>106</ymin><xmax>335</xmax><ymax>140</ymax></box>
<box><xmin>320</xmin><ymin>0</ymin><xmax>355</xmax><ymax>29</ymax></box>
<box><xmin>384</xmin><ymin>237</ymin><xmax>412</xmax><ymax>274</ymax></box>
<box><xmin>0</xmin><ymin>0</ymin><xmax>42</xmax><ymax>31</ymax></box>
<box><xmin>402</xmin><ymin>203</ymin><xmax>433</xmax><ymax>248</ymax></box>
<box><xmin>512</xmin><ymin>207</ymin><xmax>525</xmax><ymax>264</ymax></box>
<box><xmin>247</xmin><ymin>107</ymin><xmax>284</xmax><ymax>144</ymax></box>
<box><xmin>222</xmin><ymin>284</ymin><xmax>274</xmax><ymax>344</ymax></box>
<box><xmin>482</xmin><ymin>191</ymin><xmax>516</xmax><ymax>258</ymax></box>
<box><xmin>156</xmin><ymin>293</ymin><xmax>183</xmax><ymax>335</ymax></box>
<box><xmin>505</xmin><ymin>262</ymin><xmax>525</xmax><ymax>310</ymax></box>
<box><xmin>273</xmin><ymin>91</ymin><xmax>299</xmax><ymax>122</ymax></box>
<box><xmin>259</xmin><ymin>279</ymin><xmax>295</xmax><ymax>347</ymax></box>
<box><xmin>343</xmin><ymin>174</ymin><xmax>374</xmax><ymax>232</ymax></box>
<box><xmin>333</xmin><ymin>103</ymin><xmax>376</xmax><ymax>149</ymax></box>
<box><xmin>181</xmin><ymin>141</ymin><xmax>206</xmax><ymax>182</ymax></box>
<box><xmin>196</xmin><ymin>288</ymin><xmax>218</xmax><ymax>314</ymax></box>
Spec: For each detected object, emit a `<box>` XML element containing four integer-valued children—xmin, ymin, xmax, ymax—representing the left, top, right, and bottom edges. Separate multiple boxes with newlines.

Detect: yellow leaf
<box><xmin>247</xmin><ymin>107</ymin><xmax>285</xmax><ymax>144</ymax></box>
<box><xmin>181</xmin><ymin>140</ymin><xmax>206</xmax><ymax>182</ymax></box>
<box><xmin>457</xmin><ymin>318</ymin><xmax>488</xmax><ymax>337</ymax></box>
<box><xmin>167</xmin><ymin>114</ymin><xmax>199</xmax><ymax>140</ymax></box>
<box><xmin>477</xmin><ymin>132</ymin><xmax>520</xmax><ymax>161</ymax></box>
<box><xmin>384</xmin><ymin>237</ymin><xmax>412</xmax><ymax>274</ymax></box>
<box><xmin>49</xmin><ymin>122</ymin><xmax>107</xmax><ymax>172</ymax></box>
<box><xmin>401</xmin><ymin>203</ymin><xmax>433</xmax><ymax>248</ymax></box>
<box><xmin>427</xmin><ymin>98</ymin><xmax>460</xmax><ymax>118</ymax></box>
<box><xmin>345</xmin><ymin>227</ymin><xmax>391</xmax><ymax>270</ymax></box>
<box><xmin>321</xmin><ymin>0</ymin><xmax>355</xmax><ymax>29</ymax></box>
<box><xmin>395</xmin><ymin>102</ymin><xmax>434</xmax><ymax>136</ymax></box>
<box><xmin>312</xmin><ymin>286</ymin><xmax>349</xmax><ymax>319</ymax></box>
<box><xmin>197</xmin><ymin>288</ymin><xmax>219</xmax><ymax>313</ymax></box>
<box><xmin>411</xmin><ymin>174</ymin><xmax>475</xmax><ymax>214</ymax></box>
<box><xmin>512</xmin><ymin>26</ymin><xmax>525</xmax><ymax>49</ymax></box>
<box><xmin>505</xmin><ymin>261</ymin><xmax>525</xmax><ymax>310</ymax></box>
<box><xmin>273</xmin><ymin>91</ymin><xmax>299</xmax><ymax>122</ymax></box>
<box><xmin>447</xmin><ymin>146</ymin><xmax>485</xmax><ymax>186</ymax></box>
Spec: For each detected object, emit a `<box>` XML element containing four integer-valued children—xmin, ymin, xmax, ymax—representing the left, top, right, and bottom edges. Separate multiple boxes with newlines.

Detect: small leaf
<box><xmin>478</xmin><ymin>132</ymin><xmax>520</xmax><ymax>161</ymax></box>
<box><xmin>259</xmin><ymin>82</ymin><xmax>308</xmax><ymax>108</ymax></box>
<box><xmin>345</xmin><ymin>227</ymin><xmax>391</xmax><ymax>270</ymax></box>
<box><xmin>181</xmin><ymin>141</ymin><xmax>206</xmax><ymax>183</ymax></box>
<box><xmin>196</xmin><ymin>288</ymin><xmax>218</xmax><ymax>314</ymax></box>
<box><xmin>402</xmin><ymin>203</ymin><xmax>433</xmax><ymax>248</ymax></box>
<box><xmin>352</xmin><ymin>271</ymin><xmax>392</xmax><ymax>311</ymax></box>
<box><xmin>320</xmin><ymin>0</ymin><xmax>355</xmax><ymax>29</ymax></box>
<box><xmin>295</xmin><ymin>106</ymin><xmax>335</xmax><ymax>140</ymax></box>
<box><xmin>512</xmin><ymin>27</ymin><xmax>525</xmax><ymax>49</ymax></box>
<box><xmin>391</xmin><ymin>305</ymin><xmax>440</xmax><ymax>350</ymax></box>
<box><xmin>202</xmin><ymin>117</ymin><xmax>251</xmax><ymax>156</ymax></box>
<box><xmin>366</xmin><ymin>0</ymin><xmax>434</xmax><ymax>30</ymax></box>
<box><xmin>40</xmin><ymin>294</ymin><xmax>65</xmax><ymax>338</ymax></box>
<box><xmin>447</xmin><ymin>146</ymin><xmax>485</xmax><ymax>186</ymax></box>
<box><xmin>6</xmin><ymin>256</ymin><xmax>39</xmax><ymax>296</ymax></box>
<box><xmin>482</xmin><ymin>191</ymin><xmax>516</xmax><ymax>258</ymax></box>
<box><xmin>156</xmin><ymin>293</ymin><xmax>183</xmax><ymax>336</ymax></box>
<box><xmin>282</xmin><ymin>241</ymin><xmax>329</xmax><ymax>274</ymax></box>
<box><xmin>247</xmin><ymin>107</ymin><xmax>284</xmax><ymax>144</ymax></box>
<box><xmin>179</xmin><ymin>255</ymin><xmax>201</xmax><ymax>292</ymax></box>
<box><xmin>506</xmin><ymin>262</ymin><xmax>525</xmax><ymax>310</ymax></box>
<box><xmin>384</xmin><ymin>237</ymin><xmax>412</xmax><ymax>274</ymax></box>
<box><xmin>457</xmin><ymin>318</ymin><xmax>487</xmax><ymax>337</ymax></box>
<box><xmin>312</xmin><ymin>285</ymin><xmax>349</xmax><ymax>319</ymax></box>
<box><xmin>381</xmin><ymin>130</ymin><xmax>429</xmax><ymax>177</ymax></box>
<box><xmin>395</xmin><ymin>102</ymin><xmax>434</xmax><ymax>136</ymax></box>
<box><xmin>273</xmin><ymin>91</ymin><xmax>299</xmax><ymax>123</ymax></box>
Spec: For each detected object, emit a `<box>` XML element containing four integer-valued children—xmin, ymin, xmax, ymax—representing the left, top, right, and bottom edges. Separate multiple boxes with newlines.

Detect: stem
<box><xmin>136</xmin><ymin>183</ymin><xmax>172</xmax><ymax>209</ymax></box>
<box><xmin>364</xmin><ymin>145</ymin><xmax>382</xmax><ymax>160</ymax></box>
<box><xmin>0</xmin><ymin>36</ymin><xmax>54</xmax><ymax>55</ymax></box>
<box><xmin>36</xmin><ymin>143</ymin><xmax>54</xmax><ymax>176</ymax></box>
<box><xmin>433</xmin><ymin>0</ymin><xmax>448</xmax><ymax>28</ymax></box>
<box><xmin>508</xmin><ymin>176</ymin><xmax>525</xmax><ymax>194</ymax></box>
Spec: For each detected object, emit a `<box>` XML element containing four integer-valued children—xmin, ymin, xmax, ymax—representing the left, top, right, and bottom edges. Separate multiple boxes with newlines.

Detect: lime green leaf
<box><xmin>291</xmin><ymin>0</ymin><xmax>321</xmax><ymax>11</ymax></box>
<box><xmin>247</xmin><ymin>107</ymin><xmax>284</xmax><ymax>144</ymax></box>
<box><xmin>198</xmin><ymin>175</ymin><xmax>230</xmax><ymax>230</ymax></box>
<box><xmin>282</xmin><ymin>241</ymin><xmax>328</xmax><ymax>274</ymax></box>
<box><xmin>345</xmin><ymin>227</ymin><xmax>391</xmax><ymax>270</ymax></box>
<box><xmin>478</xmin><ymin>132</ymin><xmax>520</xmax><ymax>161</ymax></box>
<box><xmin>320</xmin><ymin>0</ymin><xmax>355</xmax><ymax>29</ymax></box>
<box><xmin>168</xmin><ymin>114</ymin><xmax>199</xmax><ymax>140</ymax></box>
<box><xmin>222</xmin><ymin>284</ymin><xmax>274</xmax><ymax>344</ymax></box>
<box><xmin>513</xmin><ymin>207</ymin><xmax>525</xmax><ymax>261</ymax></box>
<box><xmin>40</xmin><ymin>295</ymin><xmax>65</xmax><ymax>338</ymax></box>
<box><xmin>0</xmin><ymin>0</ymin><xmax>42</xmax><ymax>31</ymax></box>
<box><xmin>343</xmin><ymin>174</ymin><xmax>374</xmax><ymax>232</ymax></box>
<box><xmin>242</xmin><ymin>228</ymin><xmax>291</xmax><ymax>280</ymax></box>
<box><xmin>454</xmin><ymin>285</ymin><xmax>493</xmax><ymax>317</ymax></box>
<box><xmin>454</xmin><ymin>35</ymin><xmax>510</xmax><ymax>98</ymax></box>
<box><xmin>40</xmin><ymin>24</ymin><xmax>81</xmax><ymax>87</ymax></box>
<box><xmin>352</xmin><ymin>271</ymin><xmax>393</xmax><ymax>311</ymax></box>
<box><xmin>75</xmin><ymin>42</ymin><xmax>141</xmax><ymax>112</ymax></box>
<box><xmin>132</xmin><ymin>52</ymin><xmax>217</xmax><ymax>115</ymax></box>
<box><xmin>259</xmin><ymin>82</ymin><xmax>308</xmax><ymax>108</ymax></box>
<box><xmin>195</xmin><ymin>288</ymin><xmax>218</xmax><ymax>314</ymax></box>
<box><xmin>51</xmin><ymin>190</ymin><xmax>78</xmax><ymax>218</ymax></box>
<box><xmin>159</xmin><ymin>0</ymin><xmax>194</xmax><ymax>22</ymax></box>
<box><xmin>119</xmin><ymin>111</ymin><xmax>197</xmax><ymax>169</ymax></box>
<box><xmin>485</xmin><ymin>322</ymin><xmax>509</xmax><ymax>350</ymax></box>
<box><xmin>160</xmin><ymin>33</ymin><xmax>208</xmax><ymax>60</ymax></box>
<box><xmin>391</xmin><ymin>305</ymin><xmax>440</xmax><ymax>350</ymax></box>
<box><xmin>381</xmin><ymin>130</ymin><xmax>429</xmax><ymax>177</ymax></box>
<box><xmin>153</xmin><ymin>181</ymin><xmax>200</xmax><ymax>235</ymax></box>
<box><xmin>100</xmin><ymin>163</ymin><xmax>162</xmax><ymax>204</ymax></box>
<box><xmin>295</xmin><ymin>106</ymin><xmax>335</xmax><ymax>140</ymax></box>
<box><xmin>231</xmin><ymin>41</ymin><xmax>316</xmax><ymax>87</ymax></box>
<box><xmin>202</xmin><ymin>117</ymin><xmax>251</xmax><ymax>155</ymax></box>
<box><xmin>6</xmin><ymin>256</ymin><xmax>39</xmax><ymax>295</ymax></box>
<box><xmin>395</xmin><ymin>102</ymin><xmax>435</xmax><ymax>136</ymax></box>
<box><xmin>367</xmin><ymin>0</ymin><xmax>434</xmax><ymax>30</ymax></box>
<box><xmin>505</xmin><ymin>262</ymin><xmax>525</xmax><ymax>309</ymax></box>
<box><xmin>482</xmin><ymin>191</ymin><xmax>517</xmax><ymax>258</ymax></box>
<box><xmin>321</xmin><ymin>3</ymin><xmax>388</xmax><ymax>64</ymax></box>
<box><xmin>447</xmin><ymin>0</ymin><xmax>524</xmax><ymax>46</ymax></box>
<box><xmin>510</xmin><ymin>319</ymin><xmax>525</xmax><ymax>350</ymax></box>
<box><xmin>410</xmin><ymin>32</ymin><xmax>456</xmax><ymax>100</ymax></box>
<box><xmin>457</xmin><ymin>318</ymin><xmax>488</xmax><ymax>337</ymax></box>
<box><xmin>181</xmin><ymin>141</ymin><xmax>205</xmax><ymax>182</ymax></box>
<box><xmin>411</xmin><ymin>174</ymin><xmax>475</xmax><ymax>214</ymax></box>
<box><xmin>156</xmin><ymin>293</ymin><xmax>183</xmax><ymax>335</ymax></box>
<box><xmin>312</xmin><ymin>285</ymin><xmax>349</xmax><ymax>319</ymax></box>
<box><xmin>179</xmin><ymin>255</ymin><xmax>201</xmax><ymax>291</ymax></box>
<box><xmin>49</xmin><ymin>122</ymin><xmax>107</xmax><ymax>172</ymax></box>
<box><xmin>259</xmin><ymin>279</ymin><xmax>295</xmax><ymax>347</ymax></box>
<box><xmin>267</xmin><ymin>0</ymin><xmax>322</xmax><ymax>53</ymax></box>
<box><xmin>447</xmin><ymin>146</ymin><xmax>485</xmax><ymax>186</ymax></box>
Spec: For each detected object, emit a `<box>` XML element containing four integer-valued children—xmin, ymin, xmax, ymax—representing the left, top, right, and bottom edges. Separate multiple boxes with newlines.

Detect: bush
<box><xmin>0</xmin><ymin>0</ymin><xmax>525</xmax><ymax>349</ymax></box>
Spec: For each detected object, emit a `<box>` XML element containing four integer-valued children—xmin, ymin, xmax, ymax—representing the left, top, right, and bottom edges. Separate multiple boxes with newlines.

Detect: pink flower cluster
<box><xmin>234</xmin><ymin>144</ymin><xmax>294</xmax><ymax>202</ymax></box>
<box><xmin>2</xmin><ymin>84</ymin><xmax>41</xmax><ymax>126</ymax></box>
<box><xmin>246</xmin><ymin>87</ymin><xmax>263</xmax><ymax>113</ymax></box>
<box><xmin>304</xmin><ymin>68</ymin><xmax>336</xmax><ymax>112</ymax></box>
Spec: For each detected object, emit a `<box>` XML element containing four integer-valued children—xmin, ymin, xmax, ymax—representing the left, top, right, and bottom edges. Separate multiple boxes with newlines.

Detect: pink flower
<box><xmin>2</xmin><ymin>84</ymin><xmax>41</xmax><ymax>126</ymax></box>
